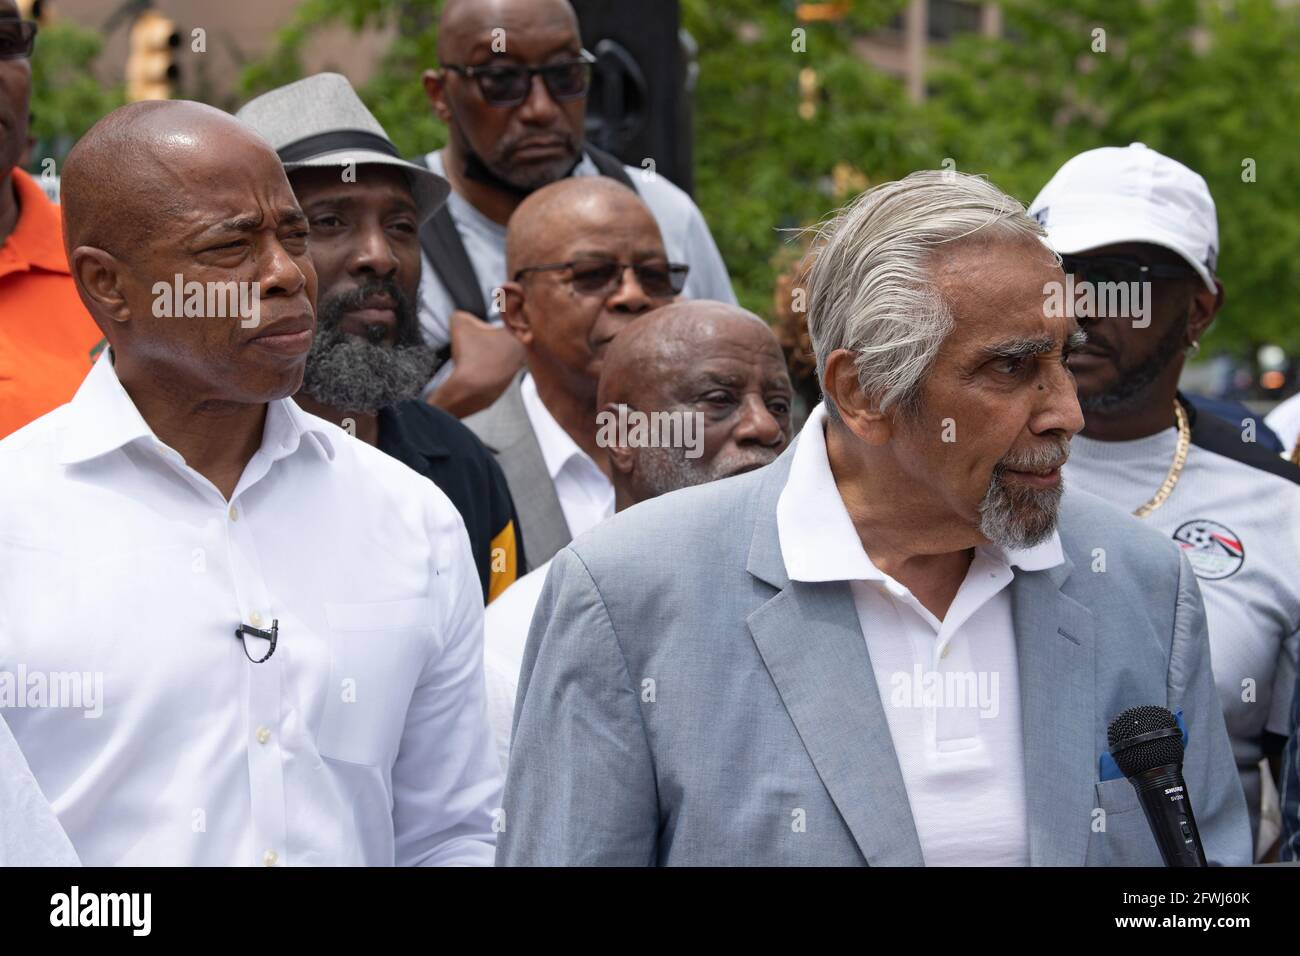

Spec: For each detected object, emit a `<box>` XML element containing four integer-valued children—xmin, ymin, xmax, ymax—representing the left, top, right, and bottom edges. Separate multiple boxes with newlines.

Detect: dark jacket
<box><xmin>378</xmin><ymin>400</ymin><xmax>525</xmax><ymax>602</ymax></box>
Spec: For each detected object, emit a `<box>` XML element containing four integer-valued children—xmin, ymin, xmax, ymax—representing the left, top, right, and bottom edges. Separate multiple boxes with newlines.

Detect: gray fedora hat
<box><xmin>236</xmin><ymin>72</ymin><xmax>449</xmax><ymax>222</ymax></box>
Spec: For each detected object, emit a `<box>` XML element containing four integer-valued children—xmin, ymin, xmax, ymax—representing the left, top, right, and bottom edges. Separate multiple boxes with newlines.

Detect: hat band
<box><xmin>277</xmin><ymin>130</ymin><xmax>400</xmax><ymax>164</ymax></box>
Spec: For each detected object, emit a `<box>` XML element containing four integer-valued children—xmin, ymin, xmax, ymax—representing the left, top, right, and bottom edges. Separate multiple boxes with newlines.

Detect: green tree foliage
<box><xmin>923</xmin><ymin>0</ymin><xmax>1300</xmax><ymax>355</ymax></box>
<box><xmin>232</xmin><ymin>0</ymin><xmax>1298</xmax><ymax>354</ymax></box>
<box><xmin>27</xmin><ymin>20</ymin><xmax>123</xmax><ymax>169</ymax></box>
<box><xmin>679</xmin><ymin>0</ymin><xmax>923</xmax><ymax>316</ymax></box>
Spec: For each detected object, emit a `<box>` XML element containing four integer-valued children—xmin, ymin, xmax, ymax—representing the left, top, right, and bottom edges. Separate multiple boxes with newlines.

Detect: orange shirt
<box><xmin>0</xmin><ymin>168</ymin><xmax>104</xmax><ymax>439</ymax></box>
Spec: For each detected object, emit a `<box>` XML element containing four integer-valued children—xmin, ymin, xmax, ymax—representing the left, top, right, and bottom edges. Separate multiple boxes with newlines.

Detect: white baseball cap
<box><xmin>1028</xmin><ymin>143</ymin><xmax>1219</xmax><ymax>291</ymax></box>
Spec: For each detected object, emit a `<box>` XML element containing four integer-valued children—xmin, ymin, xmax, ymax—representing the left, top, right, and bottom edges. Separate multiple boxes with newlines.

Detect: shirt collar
<box><xmin>519</xmin><ymin>372</ymin><xmax>595</xmax><ymax>481</ymax></box>
<box><xmin>56</xmin><ymin>348</ymin><xmax>337</xmax><ymax>466</ymax></box>
<box><xmin>1</xmin><ymin>168</ymin><xmax>70</xmax><ymax>276</ymax></box>
<box><xmin>776</xmin><ymin>403</ymin><xmax>1064</xmax><ymax>583</ymax></box>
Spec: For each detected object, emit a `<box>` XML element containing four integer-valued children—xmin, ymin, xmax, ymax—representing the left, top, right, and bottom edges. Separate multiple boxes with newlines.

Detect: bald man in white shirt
<box><xmin>483</xmin><ymin>301</ymin><xmax>794</xmax><ymax>769</ymax></box>
<box><xmin>0</xmin><ymin>101</ymin><xmax>501</xmax><ymax>866</ymax></box>
<box><xmin>463</xmin><ymin>177</ymin><xmax>690</xmax><ymax>570</ymax></box>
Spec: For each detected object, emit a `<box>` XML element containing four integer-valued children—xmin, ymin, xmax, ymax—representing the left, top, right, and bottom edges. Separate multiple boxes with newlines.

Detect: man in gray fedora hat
<box><xmin>238</xmin><ymin>73</ymin><xmax>527</xmax><ymax>602</ymax></box>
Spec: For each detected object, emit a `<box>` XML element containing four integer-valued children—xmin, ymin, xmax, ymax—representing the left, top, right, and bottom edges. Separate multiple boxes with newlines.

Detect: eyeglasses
<box><xmin>442</xmin><ymin>49</ymin><xmax>596</xmax><ymax>107</ymax></box>
<box><xmin>0</xmin><ymin>20</ymin><xmax>37</xmax><ymax>60</ymax></box>
<box><xmin>1059</xmin><ymin>253</ymin><xmax>1199</xmax><ymax>287</ymax></box>
<box><xmin>513</xmin><ymin>257</ymin><xmax>690</xmax><ymax>299</ymax></box>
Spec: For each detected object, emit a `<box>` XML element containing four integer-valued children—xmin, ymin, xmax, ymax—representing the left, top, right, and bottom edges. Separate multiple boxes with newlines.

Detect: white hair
<box><xmin>804</xmin><ymin>170</ymin><xmax>1053</xmax><ymax>422</ymax></box>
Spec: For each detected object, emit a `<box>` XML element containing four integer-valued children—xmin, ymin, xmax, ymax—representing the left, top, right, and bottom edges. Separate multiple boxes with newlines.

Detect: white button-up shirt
<box><xmin>0</xmin><ymin>352</ymin><xmax>502</xmax><ymax>866</ymax></box>
<box><xmin>481</xmin><ymin>558</ymin><xmax>553</xmax><ymax>771</ymax></box>
<box><xmin>518</xmin><ymin>373</ymin><xmax>614</xmax><ymax>540</ymax></box>
<box><xmin>776</xmin><ymin>404</ymin><xmax>1064</xmax><ymax>866</ymax></box>
<box><xmin>0</xmin><ymin>711</ymin><xmax>79</xmax><ymax>865</ymax></box>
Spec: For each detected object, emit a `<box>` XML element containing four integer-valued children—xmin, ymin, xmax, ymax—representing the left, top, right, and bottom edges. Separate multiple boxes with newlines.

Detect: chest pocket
<box><xmin>1086</xmin><ymin>777</ymin><xmax>1161</xmax><ymax>866</ymax></box>
<box><xmin>317</xmin><ymin>597</ymin><xmax>434</xmax><ymax>767</ymax></box>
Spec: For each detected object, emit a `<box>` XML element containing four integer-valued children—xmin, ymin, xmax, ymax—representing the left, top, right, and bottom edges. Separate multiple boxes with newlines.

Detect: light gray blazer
<box><xmin>497</xmin><ymin>443</ymin><xmax>1252</xmax><ymax>866</ymax></box>
<box><xmin>463</xmin><ymin>375</ymin><xmax>570</xmax><ymax>572</ymax></box>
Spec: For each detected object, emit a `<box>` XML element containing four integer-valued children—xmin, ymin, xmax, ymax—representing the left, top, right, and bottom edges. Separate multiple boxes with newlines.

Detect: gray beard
<box><xmin>299</xmin><ymin>294</ymin><xmax>440</xmax><ymax>414</ymax></box>
<box><xmin>977</xmin><ymin>440</ymin><xmax>1069</xmax><ymax>551</ymax></box>
<box><xmin>636</xmin><ymin>443</ymin><xmax>780</xmax><ymax>499</ymax></box>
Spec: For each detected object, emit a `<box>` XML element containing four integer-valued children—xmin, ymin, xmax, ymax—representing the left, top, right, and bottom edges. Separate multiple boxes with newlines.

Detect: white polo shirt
<box><xmin>519</xmin><ymin>373</ymin><xmax>614</xmax><ymax>541</ymax></box>
<box><xmin>776</xmin><ymin>404</ymin><xmax>1065</xmax><ymax>866</ymax></box>
<box><xmin>0</xmin><ymin>351</ymin><xmax>503</xmax><ymax>866</ymax></box>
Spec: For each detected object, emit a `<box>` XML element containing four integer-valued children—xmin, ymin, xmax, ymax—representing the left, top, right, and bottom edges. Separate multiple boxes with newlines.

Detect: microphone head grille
<box><xmin>1107</xmin><ymin>705</ymin><xmax>1183</xmax><ymax>776</ymax></box>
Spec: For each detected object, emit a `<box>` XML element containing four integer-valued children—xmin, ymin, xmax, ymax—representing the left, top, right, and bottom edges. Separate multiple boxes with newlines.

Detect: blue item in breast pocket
<box><xmin>1099</xmin><ymin>709</ymin><xmax>1187</xmax><ymax>781</ymax></box>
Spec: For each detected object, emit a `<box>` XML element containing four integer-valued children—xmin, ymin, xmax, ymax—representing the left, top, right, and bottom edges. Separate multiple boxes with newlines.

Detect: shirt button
<box><xmin>255</xmin><ymin>726</ymin><xmax>270</xmax><ymax>745</ymax></box>
<box><xmin>250</xmin><ymin>611</ymin><xmax>263</xmax><ymax>627</ymax></box>
<box><xmin>228</xmin><ymin>505</ymin><xmax>239</xmax><ymax>521</ymax></box>
<box><xmin>263</xmin><ymin>849</ymin><xmax>278</xmax><ymax>867</ymax></box>
<box><xmin>940</xmin><ymin>644</ymin><xmax>951</xmax><ymax>659</ymax></box>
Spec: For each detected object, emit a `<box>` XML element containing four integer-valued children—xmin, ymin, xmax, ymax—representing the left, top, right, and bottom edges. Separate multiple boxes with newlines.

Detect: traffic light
<box><xmin>126</xmin><ymin>11</ymin><xmax>180</xmax><ymax>102</ymax></box>
<box><xmin>16</xmin><ymin>0</ymin><xmax>49</xmax><ymax>23</ymax></box>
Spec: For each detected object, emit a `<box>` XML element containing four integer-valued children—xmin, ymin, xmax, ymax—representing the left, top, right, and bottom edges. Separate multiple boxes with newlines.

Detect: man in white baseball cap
<box><xmin>1036</xmin><ymin>143</ymin><xmax>1300</xmax><ymax>855</ymax></box>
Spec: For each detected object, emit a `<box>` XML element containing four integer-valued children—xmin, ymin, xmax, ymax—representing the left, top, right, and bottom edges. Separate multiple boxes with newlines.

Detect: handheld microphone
<box><xmin>1107</xmin><ymin>705</ymin><xmax>1206</xmax><ymax>867</ymax></box>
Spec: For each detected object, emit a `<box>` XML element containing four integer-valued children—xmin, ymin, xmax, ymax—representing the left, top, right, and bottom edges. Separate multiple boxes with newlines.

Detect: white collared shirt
<box><xmin>518</xmin><ymin>373</ymin><xmax>614</xmax><ymax>541</ymax></box>
<box><xmin>777</xmin><ymin>404</ymin><xmax>1065</xmax><ymax>866</ymax></box>
<box><xmin>0</xmin><ymin>711</ymin><xmax>79</xmax><ymax>865</ymax></box>
<box><xmin>482</xmin><ymin>558</ymin><xmax>553</xmax><ymax>771</ymax></box>
<box><xmin>0</xmin><ymin>352</ymin><xmax>502</xmax><ymax>866</ymax></box>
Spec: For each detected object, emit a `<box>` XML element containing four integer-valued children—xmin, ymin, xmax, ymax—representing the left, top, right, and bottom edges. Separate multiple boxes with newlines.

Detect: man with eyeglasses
<box><xmin>415</xmin><ymin>0</ymin><xmax>735</xmax><ymax>418</ymax></box>
<box><xmin>1036</xmin><ymin>144</ymin><xmax>1300</xmax><ymax>857</ymax></box>
<box><xmin>0</xmin><ymin>0</ymin><xmax>104</xmax><ymax>438</ymax></box>
<box><xmin>463</xmin><ymin>176</ymin><xmax>682</xmax><ymax>570</ymax></box>
<box><xmin>482</xmin><ymin>301</ymin><xmax>794</xmax><ymax>772</ymax></box>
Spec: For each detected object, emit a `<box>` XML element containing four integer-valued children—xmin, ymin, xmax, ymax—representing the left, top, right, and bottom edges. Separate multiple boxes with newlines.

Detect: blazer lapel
<box><xmin>465</xmin><ymin>376</ymin><xmax>572</xmax><ymax>570</ymax></box>
<box><xmin>1010</xmin><ymin>558</ymin><xmax>1096</xmax><ymax>866</ymax></box>
<box><xmin>744</xmin><ymin>459</ymin><xmax>924</xmax><ymax>866</ymax></box>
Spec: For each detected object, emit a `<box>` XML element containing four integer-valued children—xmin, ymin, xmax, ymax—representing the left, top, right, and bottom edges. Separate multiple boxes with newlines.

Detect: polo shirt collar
<box><xmin>776</xmin><ymin>403</ymin><xmax>1063</xmax><ymax>584</ymax></box>
<box><xmin>56</xmin><ymin>348</ymin><xmax>336</xmax><ymax>466</ymax></box>
<box><xmin>1</xmin><ymin>168</ymin><xmax>69</xmax><ymax>276</ymax></box>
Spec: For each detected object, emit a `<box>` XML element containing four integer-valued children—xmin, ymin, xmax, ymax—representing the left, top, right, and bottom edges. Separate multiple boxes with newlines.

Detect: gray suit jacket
<box><xmin>497</xmin><ymin>443</ymin><xmax>1252</xmax><ymax>866</ymax></box>
<box><xmin>463</xmin><ymin>375</ymin><xmax>570</xmax><ymax>571</ymax></box>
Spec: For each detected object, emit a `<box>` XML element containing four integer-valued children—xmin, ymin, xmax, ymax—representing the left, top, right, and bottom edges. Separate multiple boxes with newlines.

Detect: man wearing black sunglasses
<box><xmin>414</xmin><ymin>0</ymin><xmax>735</xmax><ymax>419</ymax></box>
<box><xmin>1033</xmin><ymin>144</ymin><xmax>1300</xmax><ymax>858</ymax></box>
<box><xmin>0</xmin><ymin>1</ymin><xmax>103</xmax><ymax>438</ymax></box>
<box><xmin>464</xmin><ymin>176</ymin><xmax>681</xmax><ymax>570</ymax></box>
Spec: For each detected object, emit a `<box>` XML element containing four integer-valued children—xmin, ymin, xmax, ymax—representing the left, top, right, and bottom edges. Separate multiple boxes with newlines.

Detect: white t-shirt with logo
<box><xmin>1063</xmin><ymin>401</ymin><xmax>1300</xmax><ymax>847</ymax></box>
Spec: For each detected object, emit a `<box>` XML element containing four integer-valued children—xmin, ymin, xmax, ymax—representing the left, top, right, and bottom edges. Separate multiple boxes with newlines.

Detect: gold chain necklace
<box><xmin>1133</xmin><ymin>401</ymin><xmax>1190</xmax><ymax>518</ymax></box>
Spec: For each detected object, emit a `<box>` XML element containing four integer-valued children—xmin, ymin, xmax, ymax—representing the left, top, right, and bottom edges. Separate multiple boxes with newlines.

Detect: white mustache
<box><xmin>999</xmin><ymin>441</ymin><xmax>1070</xmax><ymax>474</ymax></box>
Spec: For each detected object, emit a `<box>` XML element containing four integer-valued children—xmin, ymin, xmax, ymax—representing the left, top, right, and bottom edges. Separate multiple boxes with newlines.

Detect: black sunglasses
<box><xmin>514</xmin><ymin>257</ymin><xmax>690</xmax><ymax>299</ymax></box>
<box><xmin>1059</xmin><ymin>253</ymin><xmax>1199</xmax><ymax>287</ymax></box>
<box><xmin>442</xmin><ymin>49</ymin><xmax>596</xmax><ymax>107</ymax></box>
<box><xmin>0</xmin><ymin>19</ymin><xmax>37</xmax><ymax>60</ymax></box>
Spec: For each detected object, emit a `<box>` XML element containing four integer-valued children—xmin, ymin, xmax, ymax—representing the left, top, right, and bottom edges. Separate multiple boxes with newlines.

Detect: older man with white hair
<box><xmin>497</xmin><ymin>170</ymin><xmax>1251</xmax><ymax>866</ymax></box>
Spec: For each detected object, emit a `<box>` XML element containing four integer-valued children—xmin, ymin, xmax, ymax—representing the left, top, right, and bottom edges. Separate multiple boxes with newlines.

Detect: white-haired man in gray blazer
<box><xmin>497</xmin><ymin>170</ymin><xmax>1252</xmax><ymax>866</ymax></box>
